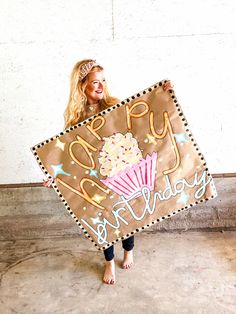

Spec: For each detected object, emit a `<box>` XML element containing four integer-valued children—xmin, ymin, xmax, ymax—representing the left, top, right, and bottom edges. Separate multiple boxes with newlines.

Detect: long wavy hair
<box><xmin>64</xmin><ymin>59</ymin><xmax>119</xmax><ymax>129</ymax></box>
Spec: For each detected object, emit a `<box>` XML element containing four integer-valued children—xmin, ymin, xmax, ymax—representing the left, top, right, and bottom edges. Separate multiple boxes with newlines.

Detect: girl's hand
<box><xmin>43</xmin><ymin>178</ymin><xmax>54</xmax><ymax>188</ymax></box>
<box><xmin>163</xmin><ymin>80</ymin><xmax>174</xmax><ymax>92</ymax></box>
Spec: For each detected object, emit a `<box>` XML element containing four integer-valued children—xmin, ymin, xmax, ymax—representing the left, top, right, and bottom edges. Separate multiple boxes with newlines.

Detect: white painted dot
<box><xmin>85</xmin><ymin>170</ymin><xmax>89</xmax><ymax>174</ymax></box>
<box><xmin>144</xmin><ymin>139</ymin><xmax>148</xmax><ymax>143</ymax></box>
<box><xmin>110</xmin><ymin>195</ymin><xmax>114</xmax><ymax>199</ymax></box>
<box><xmin>180</xmin><ymin>143</ymin><xmax>184</xmax><ymax>146</ymax></box>
<box><xmin>73</xmin><ymin>176</ymin><xmax>77</xmax><ymax>179</ymax></box>
<box><xmin>83</xmin><ymin>207</ymin><xmax>86</xmax><ymax>210</ymax></box>
<box><xmin>71</xmin><ymin>161</ymin><xmax>75</xmax><ymax>164</ymax></box>
<box><xmin>92</xmin><ymin>183</ymin><xmax>95</xmax><ymax>187</ymax></box>
<box><xmin>98</xmin><ymin>213</ymin><xmax>102</xmax><ymax>216</ymax></box>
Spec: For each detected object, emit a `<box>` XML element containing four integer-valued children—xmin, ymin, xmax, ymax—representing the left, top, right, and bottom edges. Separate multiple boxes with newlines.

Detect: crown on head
<box><xmin>78</xmin><ymin>60</ymin><xmax>97</xmax><ymax>81</ymax></box>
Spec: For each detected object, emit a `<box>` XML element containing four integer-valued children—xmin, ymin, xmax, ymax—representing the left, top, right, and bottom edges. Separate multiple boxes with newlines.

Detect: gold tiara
<box><xmin>78</xmin><ymin>60</ymin><xmax>97</xmax><ymax>81</ymax></box>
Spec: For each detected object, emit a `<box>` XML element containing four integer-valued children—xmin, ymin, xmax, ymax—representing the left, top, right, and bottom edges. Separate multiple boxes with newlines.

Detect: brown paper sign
<box><xmin>31</xmin><ymin>80</ymin><xmax>217</xmax><ymax>250</ymax></box>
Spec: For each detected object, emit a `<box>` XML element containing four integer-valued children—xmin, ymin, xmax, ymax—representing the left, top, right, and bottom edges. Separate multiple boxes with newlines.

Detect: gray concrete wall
<box><xmin>1</xmin><ymin>1</ymin><xmax>236</xmax><ymax>184</ymax></box>
<box><xmin>1</xmin><ymin>177</ymin><xmax>235</xmax><ymax>240</ymax></box>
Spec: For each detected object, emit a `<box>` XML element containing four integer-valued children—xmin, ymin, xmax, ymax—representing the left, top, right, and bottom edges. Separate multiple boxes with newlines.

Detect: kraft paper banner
<box><xmin>31</xmin><ymin>80</ymin><xmax>217</xmax><ymax>250</ymax></box>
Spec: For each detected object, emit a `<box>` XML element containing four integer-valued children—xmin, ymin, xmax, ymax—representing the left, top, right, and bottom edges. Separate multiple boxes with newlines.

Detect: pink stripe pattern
<box><xmin>101</xmin><ymin>152</ymin><xmax>158</xmax><ymax>198</ymax></box>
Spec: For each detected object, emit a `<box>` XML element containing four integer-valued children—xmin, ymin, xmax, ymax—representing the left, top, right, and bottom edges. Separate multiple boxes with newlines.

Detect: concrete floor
<box><xmin>0</xmin><ymin>231</ymin><xmax>236</xmax><ymax>314</ymax></box>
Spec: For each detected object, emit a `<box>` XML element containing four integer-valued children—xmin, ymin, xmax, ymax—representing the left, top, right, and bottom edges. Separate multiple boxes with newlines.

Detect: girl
<box><xmin>44</xmin><ymin>59</ymin><xmax>172</xmax><ymax>284</ymax></box>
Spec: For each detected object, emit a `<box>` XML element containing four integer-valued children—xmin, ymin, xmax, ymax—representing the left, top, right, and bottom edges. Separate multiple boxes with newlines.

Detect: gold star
<box><xmin>92</xmin><ymin>194</ymin><xmax>106</xmax><ymax>204</ymax></box>
<box><xmin>55</xmin><ymin>138</ymin><xmax>65</xmax><ymax>151</ymax></box>
<box><xmin>146</xmin><ymin>134</ymin><xmax>158</xmax><ymax>145</ymax></box>
<box><xmin>114</xmin><ymin>229</ymin><xmax>120</xmax><ymax>237</ymax></box>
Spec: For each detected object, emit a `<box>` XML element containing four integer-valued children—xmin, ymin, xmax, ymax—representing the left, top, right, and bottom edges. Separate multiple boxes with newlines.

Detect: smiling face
<box><xmin>85</xmin><ymin>70</ymin><xmax>106</xmax><ymax>105</ymax></box>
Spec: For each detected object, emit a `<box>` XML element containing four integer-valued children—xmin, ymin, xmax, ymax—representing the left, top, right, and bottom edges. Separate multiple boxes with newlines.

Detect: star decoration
<box><xmin>114</xmin><ymin>229</ymin><xmax>121</xmax><ymax>237</ymax></box>
<box><xmin>176</xmin><ymin>191</ymin><xmax>190</xmax><ymax>206</ymax></box>
<box><xmin>145</xmin><ymin>134</ymin><xmax>158</xmax><ymax>145</ymax></box>
<box><xmin>91</xmin><ymin>217</ymin><xmax>102</xmax><ymax>224</ymax></box>
<box><xmin>55</xmin><ymin>139</ymin><xmax>65</xmax><ymax>151</ymax></box>
<box><xmin>173</xmin><ymin>133</ymin><xmax>189</xmax><ymax>143</ymax></box>
<box><xmin>92</xmin><ymin>194</ymin><xmax>106</xmax><ymax>204</ymax></box>
<box><xmin>51</xmin><ymin>164</ymin><xmax>71</xmax><ymax>178</ymax></box>
<box><xmin>89</xmin><ymin>169</ymin><xmax>99</xmax><ymax>178</ymax></box>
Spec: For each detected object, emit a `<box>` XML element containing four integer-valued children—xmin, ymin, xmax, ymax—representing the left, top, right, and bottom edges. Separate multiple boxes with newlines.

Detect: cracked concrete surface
<box><xmin>0</xmin><ymin>231</ymin><xmax>236</xmax><ymax>314</ymax></box>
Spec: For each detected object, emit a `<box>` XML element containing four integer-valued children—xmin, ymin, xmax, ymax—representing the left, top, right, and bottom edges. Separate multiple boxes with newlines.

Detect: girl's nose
<box><xmin>99</xmin><ymin>81</ymin><xmax>104</xmax><ymax>88</ymax></box>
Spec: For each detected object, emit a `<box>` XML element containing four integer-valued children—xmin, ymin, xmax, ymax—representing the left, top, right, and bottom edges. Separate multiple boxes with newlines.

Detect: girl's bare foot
<box><xmin>122</xmin><ymin>250</ymin><xmax>134</xmax><ymax>269</ymax></box>
<box><xmin>103</xmin><ymin>259</ymin><xmax>116</xmax><ymax>284</ymax></box>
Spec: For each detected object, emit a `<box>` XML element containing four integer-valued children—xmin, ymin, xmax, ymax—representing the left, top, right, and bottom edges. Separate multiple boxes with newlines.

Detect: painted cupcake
<box><xmin>98</xmin><ymin>132</ymin><xmax>157</xmax><ymax>198</ymax></box>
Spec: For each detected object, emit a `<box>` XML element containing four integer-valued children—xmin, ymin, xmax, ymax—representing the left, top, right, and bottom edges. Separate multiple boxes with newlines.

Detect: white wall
<box><xmin>0</xmin><ymin>0</ymin><xmax>235</xmax><ymax>184</ymax></box>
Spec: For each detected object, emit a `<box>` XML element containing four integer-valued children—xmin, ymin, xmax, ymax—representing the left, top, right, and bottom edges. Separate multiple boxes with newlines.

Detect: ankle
<box><xmin>124</xmin><ymin>249</ymin><xmax>133</xmax><ymax>254</ymax></box>
<box><xmin>105</xmin><ymin>259</ymin><xmax>114</xmax><ymax>265</ymax></box>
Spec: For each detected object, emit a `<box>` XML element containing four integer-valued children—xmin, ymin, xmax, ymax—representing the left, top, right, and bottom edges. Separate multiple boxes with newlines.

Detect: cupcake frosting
<box><xmin>98</xmin><ymin>132</ymin><xmax>142</xmax><ymax>177</ymax></box>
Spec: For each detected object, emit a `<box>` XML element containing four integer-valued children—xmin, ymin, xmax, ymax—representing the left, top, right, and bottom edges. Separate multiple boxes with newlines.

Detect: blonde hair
<box><xmin>64</xmin><ymin>59</ymin><xmax>119</xmax><ymax>129</ymax></box>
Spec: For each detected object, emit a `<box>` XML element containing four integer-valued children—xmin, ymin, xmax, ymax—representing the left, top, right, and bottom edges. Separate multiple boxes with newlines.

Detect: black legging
<box><xmin>103</xmin><ymin>236</ymin><xmax>134</xmax><ymax>261</ymax></box>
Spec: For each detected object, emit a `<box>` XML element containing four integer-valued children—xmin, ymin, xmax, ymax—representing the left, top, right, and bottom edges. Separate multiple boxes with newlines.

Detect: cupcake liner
<box><xmin>101</xmin><ymin>152</ymin><xmax>157</xmax><ymax>198</ymax></box>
